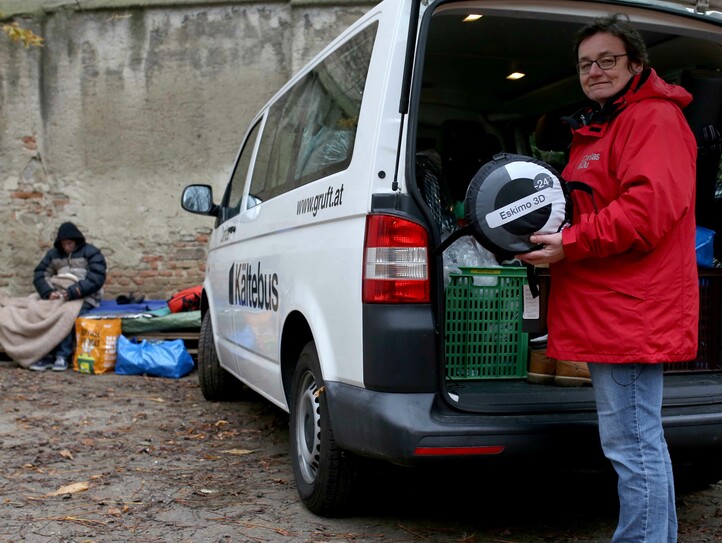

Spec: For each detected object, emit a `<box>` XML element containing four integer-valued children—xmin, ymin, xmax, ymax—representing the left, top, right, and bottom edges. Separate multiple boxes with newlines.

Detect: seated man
<box><xmin>29</xmin><ymin>222</ymin><xmax>107</xmax><ymax>371</ymax></box>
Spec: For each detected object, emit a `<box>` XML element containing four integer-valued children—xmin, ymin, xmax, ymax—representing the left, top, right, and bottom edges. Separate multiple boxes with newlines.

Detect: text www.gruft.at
<box><xmin>296</xmin><ymin>184</ymin><xmax>344</xmax><ymax>217</ymax></box>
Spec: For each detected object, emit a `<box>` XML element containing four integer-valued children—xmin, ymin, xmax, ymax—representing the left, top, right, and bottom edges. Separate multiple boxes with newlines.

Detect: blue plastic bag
<box><xmin>696</xmin><ymin>226</ymin><xmax>716</xmax><ymax>268</ymax></box>
<box><xmin>115</xmin><ymin>334</ymin><xmax>194</xmax><ymax>379</ymax></box>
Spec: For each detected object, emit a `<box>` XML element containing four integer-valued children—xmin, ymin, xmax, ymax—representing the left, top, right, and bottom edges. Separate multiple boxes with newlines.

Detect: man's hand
<box><xmin>49</xmin><ymin>290</ymin><xmax>68</xmax><ymax>301</ymax></box>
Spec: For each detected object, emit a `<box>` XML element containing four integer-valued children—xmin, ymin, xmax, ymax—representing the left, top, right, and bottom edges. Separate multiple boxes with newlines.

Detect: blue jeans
<box><xmin>588</xmin><ymin>363</ymin><xmax>677</xmax><ymax>543</ymax></box>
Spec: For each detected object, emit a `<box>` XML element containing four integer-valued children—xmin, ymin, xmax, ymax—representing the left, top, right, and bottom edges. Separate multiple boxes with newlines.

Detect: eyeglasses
<box><xmin>575</xmin><ymin>54</ymin><xmax>628</xmax><ymax>75</ymax></box>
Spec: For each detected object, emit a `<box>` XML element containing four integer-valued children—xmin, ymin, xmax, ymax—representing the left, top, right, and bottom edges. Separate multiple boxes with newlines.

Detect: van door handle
<box><xmin>226</xmin><ymin>226</ymin><xmax>236</xmax><ymax>234</ymax></box>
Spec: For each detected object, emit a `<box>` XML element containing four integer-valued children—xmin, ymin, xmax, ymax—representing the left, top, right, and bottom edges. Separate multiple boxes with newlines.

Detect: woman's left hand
<box><xmin>515</xmin><ymin>232</ymin><xmax>565</xmax><ymax>265</ymax></box>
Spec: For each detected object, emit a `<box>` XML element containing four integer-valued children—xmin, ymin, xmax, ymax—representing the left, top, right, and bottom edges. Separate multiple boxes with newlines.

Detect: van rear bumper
<box><xmin>325</xmin><ymin>381</ymin><xmax>722</xmax><ymax>467</ymax></box>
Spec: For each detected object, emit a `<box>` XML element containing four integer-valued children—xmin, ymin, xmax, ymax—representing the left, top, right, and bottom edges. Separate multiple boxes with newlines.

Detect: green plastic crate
<box><xmin>445</xmin><ymin>267</ymin><xmax>529</xmax><ymax>379</ymax></box>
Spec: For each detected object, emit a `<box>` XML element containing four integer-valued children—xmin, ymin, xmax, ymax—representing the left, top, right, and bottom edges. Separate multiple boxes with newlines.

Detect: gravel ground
<box><xmin>1</xmin><ymin>358</ymin><xmax>721</xmax><ymax>543</ymax></box>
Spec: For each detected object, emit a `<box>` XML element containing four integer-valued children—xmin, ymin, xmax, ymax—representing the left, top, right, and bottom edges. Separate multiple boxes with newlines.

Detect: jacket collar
<box><xmin>563</xmin><ymin>68</ymin><xmax>652</xmax><ymax>132</ymax></box>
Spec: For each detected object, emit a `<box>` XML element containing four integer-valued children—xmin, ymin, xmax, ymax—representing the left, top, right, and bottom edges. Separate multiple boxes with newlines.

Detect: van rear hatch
<box><xmin>406</xmin><ymin>0</ymin><xmax>722</xmax><ymax>414</ymax></box>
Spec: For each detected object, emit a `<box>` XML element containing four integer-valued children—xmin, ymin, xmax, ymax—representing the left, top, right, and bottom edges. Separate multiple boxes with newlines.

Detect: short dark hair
<box><xmin>574</xmin><ymin>13</ymin><xmax>649</xmax><ymax>67</ymax></box>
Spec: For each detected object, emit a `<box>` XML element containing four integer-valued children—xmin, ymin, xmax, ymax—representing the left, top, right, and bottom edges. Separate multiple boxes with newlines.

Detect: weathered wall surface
<box><xmin>0</xmin><ymin>0</ymin><xmax>373</xmax><ymax>299</ymax></box>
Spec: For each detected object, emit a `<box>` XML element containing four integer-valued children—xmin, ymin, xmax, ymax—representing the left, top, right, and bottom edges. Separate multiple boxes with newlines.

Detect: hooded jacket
<box><xmin>547</xmin><ymin>68</ymin><xmax>699</xmax><ymax>363</ymax></box>
<box><xmin>33</xmin><ymin>222</ymin><xmax>107</xmax><ymax>308</ymax></box>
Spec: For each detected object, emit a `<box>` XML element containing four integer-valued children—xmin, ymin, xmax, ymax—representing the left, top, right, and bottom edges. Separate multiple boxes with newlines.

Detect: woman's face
<box><xmin>577</xmin><ymin>32</ymin><xmax>642</xmax><ymax>106</ymax></box>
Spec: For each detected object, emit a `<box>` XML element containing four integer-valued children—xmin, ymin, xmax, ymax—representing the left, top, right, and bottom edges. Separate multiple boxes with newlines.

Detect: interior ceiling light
<box><xmin>463</xmin><ymin>14</ymin><xmax>483</xmax><ymax>22</ymax></box>
<box><xmin>507</xmin><ymin>72</ymin><xmax>525</xmax><ymax>80</ymax></box>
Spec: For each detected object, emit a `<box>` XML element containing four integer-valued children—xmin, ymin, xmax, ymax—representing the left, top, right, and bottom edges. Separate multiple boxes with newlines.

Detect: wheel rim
<box><xmin>295</xmin><ymin>370</ymin><xmax>321</xmax><ymax>485</ymax></box>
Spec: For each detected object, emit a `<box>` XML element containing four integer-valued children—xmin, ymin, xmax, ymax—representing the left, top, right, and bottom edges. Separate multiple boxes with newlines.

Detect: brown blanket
<box><xmin>0</xmin><ymin>276</ymin><xmax>84</xmax><ymax>368</ymax></box>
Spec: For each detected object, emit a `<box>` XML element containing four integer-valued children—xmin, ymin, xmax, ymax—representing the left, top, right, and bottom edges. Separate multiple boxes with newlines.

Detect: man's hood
<box><xmin>54</xmin><ymin>222</ymin><xmax>86</xmax><ymax>251</ymax></box>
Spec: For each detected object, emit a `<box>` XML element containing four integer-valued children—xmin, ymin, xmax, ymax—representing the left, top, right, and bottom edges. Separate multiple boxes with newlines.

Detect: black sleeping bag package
<box><xmin>464</xmin><ymin>153</ymin><xmax>570</xmax><ymax>258</ymax></box>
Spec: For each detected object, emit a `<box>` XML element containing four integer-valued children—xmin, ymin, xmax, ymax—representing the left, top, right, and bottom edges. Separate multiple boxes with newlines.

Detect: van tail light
<box><xmin>363</xmin><ymin>214</ymin><xmax>430</xmax><ymax>303</ymax></box>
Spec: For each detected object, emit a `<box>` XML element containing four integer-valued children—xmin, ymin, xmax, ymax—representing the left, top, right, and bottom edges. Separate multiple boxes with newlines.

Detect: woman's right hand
<box><xmin>515</xmin><ymin>232</ymin><xmax>566</xmax><ymax>265</ymax></box>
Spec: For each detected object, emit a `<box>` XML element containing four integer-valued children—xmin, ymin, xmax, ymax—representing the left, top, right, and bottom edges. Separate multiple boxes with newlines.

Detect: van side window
<box><xmin>248</xmin><ymin>22</ymin><xmax>378</xmax><ymax>203</ymax></box>
<box><xmin>225</xmin><ymin>121</ymin><xmax>261</xmax><ymax>217</ymax></box>
<box><xmin>248</xmin><ymin>98</ymin><xmax>286</xmax><ymax>207</ymax></box>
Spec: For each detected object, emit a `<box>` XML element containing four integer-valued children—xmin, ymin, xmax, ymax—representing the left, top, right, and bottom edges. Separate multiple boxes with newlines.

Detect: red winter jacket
<box><xmin>548</xmin><ymin>69</ymin><xmax>699</xmax><ymax>364</ymax></box>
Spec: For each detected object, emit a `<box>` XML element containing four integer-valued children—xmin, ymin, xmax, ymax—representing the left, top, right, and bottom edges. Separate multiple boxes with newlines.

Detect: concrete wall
<box><xmin>0</xmin><ymin>0</ymin><xmax>374</xmax><ymax>299</ymax></box>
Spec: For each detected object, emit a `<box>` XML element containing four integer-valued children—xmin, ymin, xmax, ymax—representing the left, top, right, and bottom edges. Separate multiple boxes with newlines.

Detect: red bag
<box><xmin>168</xmin><ymin>285</ymin><xmax>202</xmax><ymax>313</ymax></box>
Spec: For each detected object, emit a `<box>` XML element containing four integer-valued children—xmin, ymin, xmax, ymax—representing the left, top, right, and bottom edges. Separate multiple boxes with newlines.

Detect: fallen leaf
<box><xmin>215</xmin><ymin>430</ymin><xmax>239</xmax><ymax>440</ymax></box>
<box><xmin>198</xmin><ymin>488</ymin><xmax>218</xmax><ymax>494</ymax></box>
<box><xmin>107</xmin><ymin>507</ymin><xmax>122</xmax><ymax>517</ymax></box>
<box><xmin>150</xmin><ymin>397</ymin><xmax>165</xmax><ymax>403</ymax></box>
<box><xmin>221</xmin><ymin>448</ymin><xmax>255</xmax><ymax>456</ymax></box>
<box><xmin>215</xmin><ymin>420</ymin><xmax>229</xmax><ymax>426</ymax></box>
<box><xmin>59</xmin><ymin>450</ymin><xmax>74</xmax><ymax>460</ymax></box>
<box><xmin>45</xmin><ymin>481</ymin><xmax>89</xmax><ymax>497</ymax></box>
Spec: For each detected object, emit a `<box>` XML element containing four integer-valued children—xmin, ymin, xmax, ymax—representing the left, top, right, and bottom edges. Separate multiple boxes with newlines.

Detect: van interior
<box><xmin>410</xmin><ymin>3</ymin><xmax>722</xmax><ymax>412</ymax></box>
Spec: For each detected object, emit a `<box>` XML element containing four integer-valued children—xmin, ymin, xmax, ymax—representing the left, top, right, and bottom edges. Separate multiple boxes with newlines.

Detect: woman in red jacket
<box><xmin>518</xmin><ymin>13</ymin><xmax>698</xmax><ymax>543</ymax></box>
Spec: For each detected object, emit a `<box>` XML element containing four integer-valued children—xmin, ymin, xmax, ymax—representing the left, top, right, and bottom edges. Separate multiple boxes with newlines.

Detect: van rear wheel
<box><xmin>198</xmin><ymin>312</ymin><xmax>237</xmax><ymax>401</ymax></box>
<box><xmin>290</xmin><ymin>341</ymin><xmax>356</xmax><ymax>516</ymax></box>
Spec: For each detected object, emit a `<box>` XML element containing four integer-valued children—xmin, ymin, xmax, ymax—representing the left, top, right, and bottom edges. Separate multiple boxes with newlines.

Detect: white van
<box><xmin>182</xmin><ymin>0</ymin><xmax>722</xmax><ymax>516</ymax></box>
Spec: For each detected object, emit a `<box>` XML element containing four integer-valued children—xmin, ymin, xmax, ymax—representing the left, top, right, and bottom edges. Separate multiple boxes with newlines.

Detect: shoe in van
<box><xmin>554</xmin><ymin>360</ymin><xmax>592</xmax><ymax>387</ymax></box>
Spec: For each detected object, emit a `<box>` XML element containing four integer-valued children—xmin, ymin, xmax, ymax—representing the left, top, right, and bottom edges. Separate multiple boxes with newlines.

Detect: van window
<box><xmin>225</xmin><ymin>121</ymin><xmax>261</xmax><ymax>216</ymax></box>
<box><xmin>248</xmin><ymin>22</ymin><xmax>378</xmax><ymax>203</ymax></box>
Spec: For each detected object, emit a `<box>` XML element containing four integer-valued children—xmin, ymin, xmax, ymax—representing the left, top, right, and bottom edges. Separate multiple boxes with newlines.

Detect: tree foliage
<box><xmin>1</xmin><ymin>15</ymin><xmax>44</xmax><ymax>48</ymax></box>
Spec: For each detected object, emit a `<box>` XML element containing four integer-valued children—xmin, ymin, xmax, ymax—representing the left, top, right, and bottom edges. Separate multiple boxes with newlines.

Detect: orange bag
<box><xmin>167</xmin><ymin>285</ymin><xmax>202</xmax><ymax>313</ymax></box>
<box><xmin>72</xmin><ymin>317</ymin><xmax>122</xmax><ymax>374</ymax></box>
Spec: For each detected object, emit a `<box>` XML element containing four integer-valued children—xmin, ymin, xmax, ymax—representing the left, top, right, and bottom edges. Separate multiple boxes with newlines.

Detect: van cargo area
<box><xmin>408</xmin><ymin>4</ymin><xmax>722</xmax><ymax>410</ymax></box>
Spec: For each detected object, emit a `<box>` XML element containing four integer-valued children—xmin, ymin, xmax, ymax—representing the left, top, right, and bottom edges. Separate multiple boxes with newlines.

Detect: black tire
<box><xmin>197</xmin><ymin>312</ymin><xmax>238</xmax><ymax>401</ymax></box>
<box><xmin>289</xmin><ymin>341</ymin><xmax>357</xmax><ymax>516</ymax></box>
